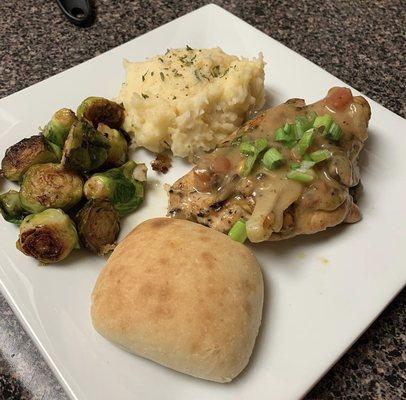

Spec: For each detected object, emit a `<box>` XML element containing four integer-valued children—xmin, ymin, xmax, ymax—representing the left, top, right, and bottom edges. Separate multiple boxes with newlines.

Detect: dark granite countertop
<box><xmin>0</xmin><ymin>1</ymin><xmax>405</xmax><ymax>399</ymax></box>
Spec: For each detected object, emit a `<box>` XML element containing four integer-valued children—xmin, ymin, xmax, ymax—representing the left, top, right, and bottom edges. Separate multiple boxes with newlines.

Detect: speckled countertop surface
<box><xmin>0</xmin><ymin>1</ymin><xmax>405</xmax><ymax>399</ymax></box>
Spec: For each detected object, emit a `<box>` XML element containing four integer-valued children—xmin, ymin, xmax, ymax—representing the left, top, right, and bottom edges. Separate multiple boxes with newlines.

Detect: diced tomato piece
<box><xmin>326</xmin><ymin>87</ymin><xmax>353</xmax><ymax>110</ymax></box>
<box><xmin>210</xmin><ymin>155</ymin><xmax>231</xmax><ymax>174</ymax></box>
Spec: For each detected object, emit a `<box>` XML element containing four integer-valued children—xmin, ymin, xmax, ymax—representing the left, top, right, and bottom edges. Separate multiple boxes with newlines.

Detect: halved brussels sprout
<box><xmin>0</xmin><ymin>190</ymin><xmax>26</xmax><ymax>225</ymax></box>
<box><xmin>1</xmin><ymin>135</ymin><xmax>61</xmax><ymax>182</ymax></box>
<box><xmin>83</xmin><ymin>160</ymin><xmax>146</xmax><ymax>216</ymax></box>
<box><xmin>97</xmin><ymin>123</ymin><xmax>128</xmax><ymax>167</ymax></box>
<box><xmin>20</xmin><ymin>163</ymin><xmax>83</xmax><ymax>213</ymax></box>
<box><xmin>75</xmin><ymin>199</ymin><xmax>120</xmax><ymax>255</ymax></box>
<box><xmin>17</xmin><ymin>208</ymin><xmax>79</xmax><ymax>264</ymax></box>
<box><xmin>77</xmin><ymin>97</ymin><xmax>124</xmax><ymax>129</ymax></box>
<box><xmin>61</xmin><ymin>121</ymin><xmax>110</xmax><ymax>173</ymax></box>
<box><xmin>43</xmin><ymin>108</ymin><xmax>77</xmax><ymax>148</ymax></box>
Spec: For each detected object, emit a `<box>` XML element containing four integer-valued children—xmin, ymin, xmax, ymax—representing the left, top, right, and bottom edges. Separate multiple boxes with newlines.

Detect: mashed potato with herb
<box><xmin>117</xmin><ymin>47</ymin><xmax>265</xmax><ymax>158</ymax></box>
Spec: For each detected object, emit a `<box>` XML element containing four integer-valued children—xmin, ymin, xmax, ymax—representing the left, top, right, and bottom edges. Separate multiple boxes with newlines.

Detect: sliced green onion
<box><xmin>290</xmin><ymin>162</ymin><xmax>301</xmax><ymax>170</ymax></box>
<box><xmin>240</xmin><ymin>138</ymin><xmax>269</xmax><ymax>175</ymax></box>
<box><xmin>283</xmin><ymin>122</ymin><xmax>292</xmax><ymax>134</ymax></box>
<box><xmin>287</xmin><ymin>170</ymin><xmax>314</xmax><ymax>184</ymax></box>
<box><xmin>302</xmin><ymin>153</ymin><xmax>312</xmax><ymax>161</ymax></box>
<box><xmin>275</xmin><ymin>127</ymin><xmax>290</xmax><ymax>142</ymax></box>
<box><xmin>310</xmin><ymin>149</ymin><xmax>332</xmax><ymax>163</ymax></box>
<box><xmin>228</xmin><ymin>219</ymin><xmax>247</xmax><ymax>243</ymax></box>
<box><xmin>298</xmin><ymin>128</ymin><xmax>315</xmax><ymax>156</ymax></box>
<box><xmin>299</xmin><ymin>160</ymin><xmax>316</xmax><ymax>171</ymax></box>
<box><xmin>294</xmin><ymin>117</ymin><xmax>305</xmax><ymax>140</ymax></box>
<box><xmin>313</xmin><ymin>114</ymin><xmax>333</xmax><ymax>134</ymax></box>
<box><xmin>284</xmin><ymin>140</ymin><xmax>297</xmax><ymax>149</ymax></box>
<box><xmin>275</xmin><ymin>123</ymin><xmax>294</xmax><ymax>142</ymax></box>
<box><xmin>326</xmin><ymin>122</ymin><xmax>342</xmax><ymax>141</ymax></box>
<box><xmin>239</xmin><ymin>141</ymin><xmax>256</xmax><ymax>155</ymax></box>
<box><xmin>262</xmin><ymin>148</ymin><xmax>285</xmax><ymax>170</ymax></box>
<box><xmin>307</xmin><ymin>111</ymin><xmax>317</xmax><ymax>126</ymax></box>
<box><xmin>254</xmin><ymin>137</ymin><xmax>268</xmax><ymax>152</ymax></box>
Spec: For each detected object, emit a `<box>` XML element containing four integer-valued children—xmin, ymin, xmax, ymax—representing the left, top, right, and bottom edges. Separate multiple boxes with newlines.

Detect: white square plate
<box><xmin>0</xmin><ymin>4</ymin><xmax>405</xmax><ymax>400</ymax></box>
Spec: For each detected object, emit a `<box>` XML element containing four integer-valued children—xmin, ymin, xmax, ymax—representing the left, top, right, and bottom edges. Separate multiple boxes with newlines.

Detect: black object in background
<box><xmin>56</xmin><ymin>0</ymin><xmax>94</xmax><ymax>27</ymax></box>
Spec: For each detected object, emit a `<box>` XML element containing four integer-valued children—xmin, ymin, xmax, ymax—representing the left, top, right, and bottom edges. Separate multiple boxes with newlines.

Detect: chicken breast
<box><xmin>168</xmin><ymin>87</ymin><xmax>371</xmax><ymax>242</ymax></box>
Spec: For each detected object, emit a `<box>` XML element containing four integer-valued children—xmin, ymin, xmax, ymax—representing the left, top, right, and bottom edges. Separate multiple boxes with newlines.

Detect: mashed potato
<box><xmin>117</xmin><ymin>47</ymin><xmax>265</xmax><ymax>158</ymax></box>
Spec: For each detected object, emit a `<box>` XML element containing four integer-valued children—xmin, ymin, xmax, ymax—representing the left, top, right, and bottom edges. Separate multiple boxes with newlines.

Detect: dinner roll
<box><xmin>91</xmin><ymin>217</ymin><xmax>264</xmax><ymax>382</ymax></box>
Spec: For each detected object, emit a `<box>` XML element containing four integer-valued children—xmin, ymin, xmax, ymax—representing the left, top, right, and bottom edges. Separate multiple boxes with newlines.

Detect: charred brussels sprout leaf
<box><xmin>84</xmin><ymin>161</ymin><xmax>146</xmax><ymax>216</ymax></box>
<box><xmin>1</xmin><ymin>135</ymin><xmax>61</xmax><ymax>182</ymax></box>
<box><xmin>77</xmin><ymin>97</ymin><xmax>124</xmax><ymax>129</ymax></box>
<box><xmin>97</xmin><ymin>123</ymin><xmax>128</xmax><ymax>167</ymax></box>
<box><xmin>0</xmin><ymin>190</ymin><xmax>26</xmax><ymax>224</ymax></box>
<box><xmin>20</xmin><ymin>163</ymin><xmax>83</xmax><ymax>213</ymax></box>
<box><xmin>43</xmin><ymin>108</ymin><xmax>77</xmax><ymax>148</ymax></box>
<box><xmin>17</xmin><ymin>209</ymin><xmax>79</xmax><ymax>264</ymax></box>
<box><xmin>61</xmin><ymin>121</ymin><xmax>110</xmax><ymax>173</ymax></box>
<box><xmin>75</xmin><ymin>199</ymin><xmax>120</xmax><ymax>255</ymax></box>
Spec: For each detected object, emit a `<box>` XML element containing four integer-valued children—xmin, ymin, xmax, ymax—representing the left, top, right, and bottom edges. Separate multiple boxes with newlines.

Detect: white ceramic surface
<box><xmin>0</xmin><ymin>4</ymin><xmax>405</xmax><ymax>400</ymax></box>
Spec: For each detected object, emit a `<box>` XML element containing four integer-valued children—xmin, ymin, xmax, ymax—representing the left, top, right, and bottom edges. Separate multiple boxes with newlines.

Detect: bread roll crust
<box><xmin>91</xmin><ymin>217</ymin><xmax>263</xmax><ymax>382</ymax></box>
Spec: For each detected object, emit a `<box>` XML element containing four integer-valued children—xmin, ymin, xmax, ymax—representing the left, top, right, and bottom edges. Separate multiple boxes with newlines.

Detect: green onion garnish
<box><xmin>287</xmin><ymin>170</ymin><xmax>314</xmax><ymax>184</ymax></box>
<box><xmin>284</xmin><ymin>140</ymin><xmax>297</xmax><ymax>149</ymax></box>
<box><xmin>254</xmin><ymin>137</ymin><xmax>268</xmax><ymax>152</ymax></box>
<box><xmin>326</xmin><ymin>122</ymin><xmax>342</xmax><ymax>141</ymax></box>
<box><xmin>239</xmin><ymin>141</ymin><xmax>256</xmax><ymax>155</ymax></box>
<box><xmin>307</xmin><ymin>111</ymin><xmax>317</xmax><ymax>126</ymax></box>
<box><xmin>302</xmin><ymin>153</ymin><xmax>312</xmax><ymax>161</ymax></box>
<box><xmin>228</xmin><ymin>219</ymin><xmax>247</xmax><ymax>243</ymax></box>
<box><xmin>313</xmin><ymin>114</ymin><xmax>333</xmax><ymax>134</ymax></box>
<box><xmin>275</xmin><ymin>123</ymin><xmax>294</xmax><ymax>142</ymax></box>
<box><xmin>275</xmin><ymin>127</ymin><xmax>289</xmax><ymax>141</ymax></box>
<box><xmin>294</xmin><ymin>117</ymin><xmax>305</xmax><ymax>140</ymax></box>
<box><xmin>290</xmin><ymin>162</ymin><xmax>301</xmax><ymax>170</ymax></box>
<box><xmin>262</xmin><ymin>148</ymin><xmax>285</xmax><ymax>170</ymax></box>
<box><xmin>298</xmin><ymin>128</ymin><xmax>315</xmax><ymax>156</ymax></box>
<box><xmin>240</xmin><ymin>137</ymin><xmax>269</xmax><ymax>176</ymax></box>
<box><xmin>310</xmin><ymin>149</ymin><xmax>332</xmax><ymax>163</ymax></box>
<box><xmin>299</xmin><ymin>160</ymin><xmax>316</xmax><ymax>170</ymax></box>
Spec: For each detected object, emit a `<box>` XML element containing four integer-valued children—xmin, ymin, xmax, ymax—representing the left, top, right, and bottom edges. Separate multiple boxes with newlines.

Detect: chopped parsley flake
<box><xmin>160</xmin><ymin>72</ymin><xmax>165</xmax><ymax>81</ymax></box>
<box><xmin>142</xmin><ymin>70</ymin><xmax>149</xmax><ymax>82</ymax></box>
<box><xmin>186</xmin><ymin>45</ymin><xmax>193</xmax><ymax>51</ymax></box>
<box><xmin>158</xmin><ymin>57</ymin><xmax>164</xmax><ymax>63</ymax></box>
<box><xmin>141</xmin><ymin>93</ymin><xmax>149</xmax><ymax>99</ymax></box>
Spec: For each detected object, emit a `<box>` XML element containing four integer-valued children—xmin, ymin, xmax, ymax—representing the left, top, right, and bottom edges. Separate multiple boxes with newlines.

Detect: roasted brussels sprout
<box><xmin>75</xmin><ymin>199</ymin><xmax>120</xmax><ymax>255</ymax></box>
<box><xmin>97</xmin><ymin>123</ymin><xmax>128</xmax><ymax>167</ymax></box>
<box><xmin>43</xmin><ymin>108</ymin><xmax>77</xmax><ymax>148</ymax></box>
<box><xmin>1</xmin><ymin>135</ymin><xmax>61</xmax><ymax>182</ymax></box>
<box><xmin>17</xmin><ymin>208</ymin><xmax>79</xmax><ymax>264</ymax></box>
<box><xmin>20</xmin><ymin>163</ymin><xmax>83</xmax><ymax>213</ymax></box>
<box><xmin>77</xmin><ymin>97</ymin><xmax>124</xmax><ymax>129</ymax></box>
<box><xmin>0</xmin><ymin>190</ymin><xmax>26</xmax><ymax>224</ymax></box>
<box><xmin>61</xmin><ymin>121</ymin><xmax>110</xmax><ymax>173</ymax></box>
<box><xmin>83</xmin><ymin>161</ymin><xmax>146</xmax><ymax>216</ymax></box>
